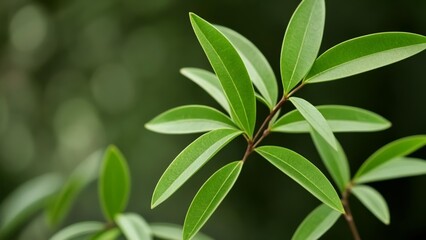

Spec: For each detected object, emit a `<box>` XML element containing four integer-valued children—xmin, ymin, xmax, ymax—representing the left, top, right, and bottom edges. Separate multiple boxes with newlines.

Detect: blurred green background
<box><xmin>0</xmin><ymin>0</ymin><xmax>425</xmax><ymax>239</ymax></box>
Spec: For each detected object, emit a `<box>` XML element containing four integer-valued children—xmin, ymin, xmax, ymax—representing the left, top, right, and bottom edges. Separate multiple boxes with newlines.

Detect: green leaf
<box><xmin>116</xmin><ymin>213</ymin><xmax>152</xmax><ymax>240</ymax></box>
<box><xmin>255</xmin><ymin>146</ymin><xmax>344</xmax><ymax>213</ymax></box>
<box><xmin>354</xmin><ymin>135</ymin><xmax>426</xmax><ymax>180</ymax></box>
<box><xmin>150</xmin><ymin>223</ymin><xmax>213</xmax><ymax>240</ymax></box>
<box><xmin>311</xmin><ymin>130</ymin><xmax>350</xmax><ymax>193</ymax></box>
<box><xmin>180</xmin><ymin>68</ymin><xmax>230</xmax><ymax>113</ymax></box>
<box><xmin>355</xmin><ymin>157</ymin><xmax>426</xmax><ymax>184</ymax></box>
<box><xmin>145</xmin><ymin>105</ymin><xmax>236</xmax><ymax>134</ymax></box>
<box><xmin>99</xmin><ymin>145</ymin><xmax>131</xmax><ymax>221</ymax></box>
<box><xmin>292</xmin><ymin>204</ymin><xmax>341</xmax><ymax>240</ymax></box>
<box><xmin>50</xmin><ymin>221</ymin><xmax>104</xmax><ymax>240</ymax></box>
<box><xmin>272</xmin><ymin>105</ymin><xmax>391</xmax><ymax>133</ymax></box>
<box><xmin>190</xmin><ymin>13</ymin><xmax>256</xmax><ymax>137</ymax></box>
<box><xmin>0</xmin><ymin>173</ymin><xmax>63</xmax><ymax>238</ymax></box>
<box><xmin>90</xmin><ymin>228</ymin><xmax>121</xmax><ymax>240</ymax></box>
<box><xmin>305</xmin><ymin>32</ymin><xmax>426</xmax><ymax>83</ymax></box>
<box><xmin>281</xmin><ymin>0</ymin><xmax>325</xmax><ymax>94</ymax></box>
<box><xmin>183</xmin><ymin>161</ymin><xmax>243</xmax><ymax>240</ymax></box>
<box><xmin>47</xmin><ymin>150</ymin><xmax>102</xmax><ymax>226</ymax></box>
<box><xmin>289</xmin><ymin>97</ymin><xmax>337</xmax><ymax>149</ymax></box>
<box><xmin>151</xmin><ymin>129</ymin><xmax>241</xmax><ymax>208</ymax></box>
<box><xmin>216</xmin><ymin>26</ymin><xmax>278</xmax><ymax>109</ymax></box>
<box><xmin>351</xmin><ymin>185</ymin><xmax>390</xmax><ymax>225</ymax></box>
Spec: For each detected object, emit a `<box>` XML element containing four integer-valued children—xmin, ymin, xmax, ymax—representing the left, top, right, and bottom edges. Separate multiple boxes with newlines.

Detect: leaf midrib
<box><xmin>187</xmin><ymin>163</ymin><xmax>240</xmax><ymax>238</ymax></box>
<box><xmin>259</xmin><ymin>149</ymin><xmax>338</xmax><ymax>210</ymax></box>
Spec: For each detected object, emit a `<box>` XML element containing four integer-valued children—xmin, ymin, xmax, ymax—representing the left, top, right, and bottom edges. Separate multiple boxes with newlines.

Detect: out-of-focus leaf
<box><xmin>272</xmin><ymin>105</ymin><xmax>391</xmax><ymax>133</ymax></box>
<box><xmin>355</xmin><ymin>157</ymin><xmax>426</xmax><ymax>184</ymax></box>
<box><xmin>351</xmin><ymin>185</ymin><xmax>390</xmax><ymax>225</ymax></box>
<box><xmin>305</xmin><ymin>32</ymin><xmax>426</xmax><ymax>83</ymax></box>
<box><xmin>217</xmin><ymin>26</ymin><xmax>278</xmax><ymax>109</ymax></box>
<box><xmin>180</xmin><ymin>68</ymin><xmax>230</xmax><ymax>114</ymax></box>
<box><xmin>145</xmin><ymin>105</ymin><xmax>236</xmax><ymax>134</ymax></box>
<box><xmin>183</xmin><ymin>161</ymin><xmax>243</xmax><ymax>240</ymax></box>
<box><xmin>90</xmin><ymin>228</ymin><xmax>121</xmax><ymax>240</ymax></box>
<box><xmin>99</xmin><ymin>145</ymin><xmax>130</xmax><ymax>221</ymax></box>
<box><xmin>354</xmin><ymin>135</ymin><xmax>426</xmax><ymax>180</ymax></box>
<box><xmin>255</xmin><ymin>146</ymin><xmax>344</xmax><ymax>213</ymax></box>
<box><xmin>47</xmin><ymin>150</ymin><xmax>102</xmax><ymax>226</ymax></box>
<box><xmin>292</xmin><ymin>204</ymin><xmax>341</xmax><ymax>240</ymax></box>
<box><xmin>281</xmin><ymin>0</ymin><xmax>325</xmax><ymax>94</ymax></box>
<box><xmin>190</xmin><ymin>13</ymin><xmax>256</xmax><ymax>137</ymax></box>
<box><xmin>50</xmin><ymin>221</ymin><xmax>104</xmax><ymax>240</ymax></box>
<box><xmin>116</xmin><ymin>213</ymin><xmax>151</xmax><ymax>240</ymax></box>
<box><xmin>289</xmin><ymin>97</ymin><xmax>337</xmax><ymax>149</ymax></box>
<box><xmin>0</xmin><ymin>173</ymin><xmax>63</xmax><ymax>238</ymax></box>
<box><xmin>150</xmin><ymin>223</ymin><xmax>213</xmax><ymax>240</ymax></box>
<box><xmin>151</xmin><ymin>129</ymin><xmax>241</xmax><ymax>208</ymax></box>
<box><xmin>311</xmin><ymin>130</ymin><xmax>350</xmax><ymax>193</ymax></box>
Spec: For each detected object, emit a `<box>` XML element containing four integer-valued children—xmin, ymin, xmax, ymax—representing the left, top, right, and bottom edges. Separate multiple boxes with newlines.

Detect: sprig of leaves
<box><xmin>146</xmin><ymin>0</ymin><xmax>426</xmax><ymax>239</ymax></box>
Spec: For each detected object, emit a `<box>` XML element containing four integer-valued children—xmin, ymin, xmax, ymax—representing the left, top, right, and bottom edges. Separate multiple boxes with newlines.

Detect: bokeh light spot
<box><xmin>9</xmin><ymin>5</ymin><xmax>48</xmax><ymax>52</ymax></box>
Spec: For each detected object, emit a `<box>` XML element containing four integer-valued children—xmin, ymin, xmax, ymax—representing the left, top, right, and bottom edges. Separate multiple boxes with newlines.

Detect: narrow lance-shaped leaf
<box><xmin>289</xmin><ymin>97</ymin><xmax>337</xmax><ymax>149</ymax></box>
<box><xmin>354</xmin><ymin>135</ymin><xmax>426</xmax><ymax>180</ymax></box>
<box><xmin>0</xmin><ymin>173</ymin><xmax>63</xmax><ymax>238</ymax></box>
<box><xmin>99</xmin><ymin>145</ymin><xmax>131</xmax><ymax>221</ymax></box>
<box><xmin>355</xmin><ymin>157</ymin><xmax>426</xmax><ymax>184</ymax></box>
<box><xmin>90</xmin><ymin>228</ymin><xmax>121</xmax><ymax>240</ymax></box>
<box><xmin>180</xmin><ymin>68</ymin><xmax>230</xmax><ymax>113</ymax></box>
<box><xmin>216</xmin><ymin>25</ymin><xmax>278</xmax><ymax>109</ymax></box>
<box><xmin>116</xmin><ymin>213</ymin><xmax>152</xmax><ymax>240</ymax></box>
<box><xmin>151</xmin><ymin>129</ymin><xmax>241</xmax><ymax>208</ymax></box>
<box><xmin>47</xmin><ymin>150</ymin><xmax>102</xmax><ymax>226</ymax></box>
<box><xmin>311</xmin><ymin>130</ymin><xmax>350</xmax><ymax>193</ymax></box>
<box><xmin>305</xmin><ymin>32</ymin><xmax>426</xmax><ymax>83</ymax></box>
<box><xmin>190</xmin><ymin>13</ymin><xmax>256</xmax><ymax>137</ymax></box>
<box><xmin>255</xmin><ymin>146</ymin><xmax>344</xmax><ymax>213</ymax></box>
<box><xmin>272</xmin><ymin>105</ymin><xmax>391</xmax><ymax>133</ymax></box>
<box><xmin>183</xmin><ymin>161</ymin><xmax>243</xmax><ymax>240</ymax></box>
<box><xmin>292</xmin><ymin>204</ymin><xmax>341</xmax><ymax>240</ymax></box>
<box><xmin>351</xmin><ymin>185</ymin><xmax>390</xmax><ymax>225</ymax></box>
<box><xmin>281</xmin><ymin>0</ymin><xmax>325</xmax><ymax>94</ymax></box>
<box><xmin>50</xmin><ymin>222</ymin><xmax>104</xmax><ymax>240</ymax></box>
<box><xmin>150</xmin><ymin>223</ymin><xmax>213</xmax><ymax>240</ymax></box>
<box><xmin>145</xmin><ymin>105</ymin><xmax>237</xmax><ymax>134</ymax></box>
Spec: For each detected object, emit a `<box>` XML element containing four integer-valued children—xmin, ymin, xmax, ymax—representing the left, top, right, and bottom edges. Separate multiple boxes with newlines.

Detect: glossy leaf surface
<box><xmin>305</xmin><ymin>32</ymin><xmax>426</xmax><ymax>83</ymax></box>
<box><xmin>355</xmin><ymin>135</ymin><xmax>426</xmax><ymax>180</ymax></box>
<box><xmin>217</xmin><ymin>26</ymin><xmax>278</xmax><ymax>109</ymax></box>
<box><xmin>0</xmin><ymin>174</ymin><xmax>63</xmax><ymax>238</ymax></box>
<box><xmin>190</xmin><ymin>13</ymin><xmax>256</xmax><ymax>137</ymax></box>
<box><xmin>150</xmin><ymin>223</ymin><xmax>213</xmax><ymax>240</ymax></box>
<box><xmin>50</xmin><ymin>222</ymin><xmax>104</xmax><ymax>240</ymax></box>
<box><xmin>151</xmin><ymin>129</ymin><xmax>241</xmax><ymax>208</ymax></box>
<box><xmin>352</xmin><ymin>185</ymin><xmax>390</xmax><ymax>225</ymax></box>
<box><xmin>272</xmin><ymin>105</ymin><xmax>390</xmax><ymax>133</ymax></box>
<box><xmin>256</xmin><ymin>146</ymin><xmax>344</xmax><ymax>213</ymax></box>
<box><xmin>292</xmin><ymin>204</ymin><xmax>341</xmax><ymax>240</ymax></box>
<box><xmin>47</xmin><ymin>150</ymin><xmax>102</xmax><ymax>226</ymax></box>
<box><xmin>289</xmin><ymin>97</ymin><xmax>337</xmax><ymax>149</ymax></box>
<box><xmin>355</xmin><ymin>157</ymin><xmax>426</xmax><ymax>183</ymax></box>
<box><xmin>281</xmin><ymin>0</ymin><xmax>325</xmax><ymax>93</ymax></box>
<box><xmin>116</xmin><ymin>213</ymin><xmax>152</xmax><ymax>240</ymax></box>
<box><xmin>145</xmin><ymin>105</ymin><xmax>236</xmax><ymax>134</ymax></box>
<box><xmin>183</xmin><ymin>161</ymin><xmax>243</xmax><ymax>240</ymax></box>
<box><xmin>180</xmin><ymin>68</ymin><xmax>230</xmax><ymax>113</ymax></box>
<box><xmin>311</xmin><ymin>130</ymin><xmax>350</xmax><ymax>192</ymax></box>
<box><xmin>99</xmin><ymin>145</ymin><xmax>130</xmax><ymax>221</ymax></box>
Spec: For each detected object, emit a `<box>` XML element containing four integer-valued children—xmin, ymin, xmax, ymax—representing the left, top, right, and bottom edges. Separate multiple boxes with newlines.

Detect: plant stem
<box><xmin>243</xmin><ymin>82</ymin><xmax>305</xmax><ymax>162</ymax></box>
<box><xmin>342</xmin><ymin>182</ymin><xmax>361</xmax><ymax>240</ymax></box>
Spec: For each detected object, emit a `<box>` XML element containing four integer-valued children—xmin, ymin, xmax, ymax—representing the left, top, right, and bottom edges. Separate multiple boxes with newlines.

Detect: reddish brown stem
<box><xmin>342</xmin><ymin>183</ymin><xmax>362</xmax><ymax>240</ymax></box>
